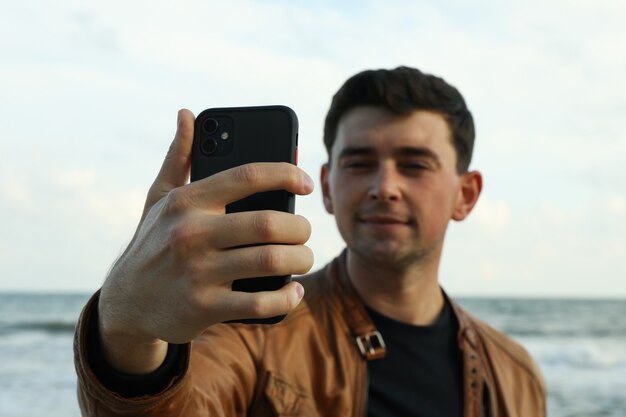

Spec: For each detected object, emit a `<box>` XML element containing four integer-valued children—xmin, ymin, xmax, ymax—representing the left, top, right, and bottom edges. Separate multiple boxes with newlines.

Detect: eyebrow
<box><xmin>337</xmin><ymin>146</ymin><xmax>377</xmax><ymax>159</ymax></box>
<box><xmin>338</xmin><ymin>146</ymin><xmax>441</xmax><ymax>167</ymax></box>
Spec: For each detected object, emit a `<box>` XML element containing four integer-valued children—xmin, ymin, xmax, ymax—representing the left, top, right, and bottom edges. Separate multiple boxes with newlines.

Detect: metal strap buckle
<box><xmin>355</xmin><ymin>330</ymin><xmax>386</xmax><ymax>360</ymax></box>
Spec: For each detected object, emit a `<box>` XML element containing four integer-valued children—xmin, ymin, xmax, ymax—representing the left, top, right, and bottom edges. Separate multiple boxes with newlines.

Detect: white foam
<box><xmin>520</xmin><ymin>336</ymin><xmax>626</xmax><ymax>370</ymax></box>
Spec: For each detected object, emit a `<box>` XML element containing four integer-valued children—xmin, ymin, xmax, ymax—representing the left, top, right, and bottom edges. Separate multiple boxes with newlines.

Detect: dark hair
<box><xmin>323</xmin><ymin>66</ymin><xmax>475</xmax><ymax>173</ymax></box>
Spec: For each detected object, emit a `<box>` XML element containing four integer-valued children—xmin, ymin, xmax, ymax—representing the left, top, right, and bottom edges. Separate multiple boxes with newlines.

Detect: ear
<box><xmin>320</xmin><ymin>163</ymin><xmax>334</xmax><ymax>214</ymax></box>
<box><xmin>452</xmin><ymin>171</ymin><xmax>483</xmax><ymax>221</ymax></box>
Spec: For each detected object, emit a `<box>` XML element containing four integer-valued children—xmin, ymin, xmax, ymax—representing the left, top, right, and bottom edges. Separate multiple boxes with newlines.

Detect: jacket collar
<box><xmin>321</xmin><ymin>250</ymin><xmax>497</xmax><ymax>416</ymax></box>
<box><xmin>327</xmin><ymin>249</ymin><xmax>481</xmax><ymax>361</ymax></box>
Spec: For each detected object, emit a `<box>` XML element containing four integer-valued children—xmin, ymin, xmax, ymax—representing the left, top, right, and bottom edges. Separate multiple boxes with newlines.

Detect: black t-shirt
<box><xmin>365</xmin><ymin>298</ymin><xmax>464</xmax><ymax>417</ymax></box>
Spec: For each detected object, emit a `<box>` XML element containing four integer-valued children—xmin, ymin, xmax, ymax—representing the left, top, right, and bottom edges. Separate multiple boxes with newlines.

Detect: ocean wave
<box><xmin>0</xmin><ymin>321</ymin><xmax>77</xmax><ymax>335</ymax></box>
<box><xmin>523</xmin><ymin>338</ymin><xmax>626</xmax><ymax>370</ymax></box>
<box><xmin>505</xmin><ymin>327</ymin><xmax>625</xmax><ymax>338</ymax></box>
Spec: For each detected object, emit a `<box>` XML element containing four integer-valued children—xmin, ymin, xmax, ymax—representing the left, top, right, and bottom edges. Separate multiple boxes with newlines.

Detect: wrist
<box><xmin>97</xmin><ymin>298</ymin><xmax>168</xmax><ymax>375</ymax></box>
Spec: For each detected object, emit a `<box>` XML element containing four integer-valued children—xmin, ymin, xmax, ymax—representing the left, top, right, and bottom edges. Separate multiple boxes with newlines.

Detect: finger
<box><xmin>209</xmin><ymin>212</ymin><xmax>312</xmax><ymax>249</ymax></box>
<box><xmin>150</xmin><ymin>109</ymin><xmax>195</xmax><ymax>200</ymax></box>
<box><xmin>162</xmin><ymin>212</ymin><xmax>311</xmax><ymax>257</ymax></box>
<box><xmin>185</xmin><ymin>162</ymin><xmax>314</xmax><ymax>210</ymax></box>
<box><xmin>216</xmin><ymin>281</ymin><xmax>305</xmax><ymax>320</ymax></box>
<box><xmin>202</xmin><ymin>244</ymin><xmax>314</xmax><ymax>284</ymax></box>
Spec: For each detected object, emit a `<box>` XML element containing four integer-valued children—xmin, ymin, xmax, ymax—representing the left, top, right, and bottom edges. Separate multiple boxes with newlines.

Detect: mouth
<box><xmin>358</xmin><ymin>215</ymin><xmax>411</xmax><ymax>226</ymax></box>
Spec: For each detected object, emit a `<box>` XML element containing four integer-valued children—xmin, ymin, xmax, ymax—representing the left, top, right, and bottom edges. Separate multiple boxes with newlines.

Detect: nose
<box><xmin>368</xmin><ymin>162</ymin><xmax>401</xmax><ymax>202</ymax></box>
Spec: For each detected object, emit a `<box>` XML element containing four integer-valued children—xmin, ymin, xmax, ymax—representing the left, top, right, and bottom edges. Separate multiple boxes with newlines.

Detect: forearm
<box><xmin>74</xmin><ymin>291</ymin><xmax>192</xmax><ymax>416</ymax></box>
<box><xmin>74</xmin><ymin>291</ymin><xmax>259</xmax><ymax>417</ymax></box>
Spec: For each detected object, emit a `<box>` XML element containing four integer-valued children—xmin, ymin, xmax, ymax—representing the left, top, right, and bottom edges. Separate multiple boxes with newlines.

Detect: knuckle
<box><xmin>257</xmin><ymin>246</ymin><xmax>283</xmax><ymax>273</ymax></box>
<box><xmin>181</xmin><ymin>278</ymin><xmax>212</xmax><ymax>315</ymax></box>
<box><xmin>253</xmin><ymin>212</ymin><xmax>277</xmax><ymax>240</ymax></box>
<box><xmin>164</xmin><ymin>188</ymin><xmax>191</xmax><ymax>213</ymax></box>
<box><xmin>167</xmin><ymin>223</ymin><xmax>193</xmax><ymax>258</ymax></box>
<box><xmin>186</xmin><ymin>289</ymin><xmax>206</xmax><ymax>313</ymax></box>
<box><xmin>249</xmin><ymin>296</ymin><xmax>272</xmax><ymax>317</ymax></box>
<box><xmin>168</xmin><ymin>222</ymin><xmax>189</xmax><ymax>245</ymax></box>
<box><xmin>236</xmin><ymin>164</ymin><xmax>261</xmax><ymax>186</ymax></box>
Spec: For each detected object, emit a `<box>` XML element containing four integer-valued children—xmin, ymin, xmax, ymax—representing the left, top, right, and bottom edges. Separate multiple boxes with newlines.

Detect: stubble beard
<box><xmin>346</xmin><ymin>227</ymin><xmax>441</xmax><ymax>272</ymax></box>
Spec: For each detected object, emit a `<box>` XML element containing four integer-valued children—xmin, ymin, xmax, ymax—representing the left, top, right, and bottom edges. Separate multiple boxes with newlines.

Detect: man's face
<box><xmin>321</xmin><ymin>106</ymin><xmax>473</xmax><ymax>269</ymax></box>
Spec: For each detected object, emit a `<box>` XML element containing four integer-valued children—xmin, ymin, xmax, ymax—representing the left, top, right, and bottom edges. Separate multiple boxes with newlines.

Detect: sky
<box><xmin>0</xmin><ymin>0</ymin><xmax>625</xmax><ymax>297</ymax></box>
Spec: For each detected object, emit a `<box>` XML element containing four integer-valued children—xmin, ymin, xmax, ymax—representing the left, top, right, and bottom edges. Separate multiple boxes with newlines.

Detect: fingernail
<box><xmin>303</xmin><ymin>174</ymin><xmax>314</xmax><ymax>191</ymax></box>
<box><xmin>295</xmin><ymin>283</ymin><xmax>305</xmax><ymax>300</ymax></box>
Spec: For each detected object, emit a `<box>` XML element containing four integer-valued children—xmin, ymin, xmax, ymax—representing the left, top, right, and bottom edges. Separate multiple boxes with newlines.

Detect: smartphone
<box><xmin>191</xmin><ymin>105</ymin><xmax>299</xmax><ymax>324</ymax></box>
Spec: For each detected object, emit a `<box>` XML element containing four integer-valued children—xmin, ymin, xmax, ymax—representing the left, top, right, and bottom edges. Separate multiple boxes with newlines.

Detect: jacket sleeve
<box><xmin>74</xmin><ymin>291</ymin><xmax>263</xmax><ymax>417</ymax></box>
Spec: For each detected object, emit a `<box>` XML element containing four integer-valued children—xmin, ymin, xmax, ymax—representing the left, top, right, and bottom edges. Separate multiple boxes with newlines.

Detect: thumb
<box><xmin>146</xmin><ymin>109</ymin><xmax>195</xmax><ymax>210</ymax></box>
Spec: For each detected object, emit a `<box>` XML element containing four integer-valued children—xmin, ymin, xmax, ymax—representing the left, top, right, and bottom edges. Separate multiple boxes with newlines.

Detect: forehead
<box><xmin>333</xmin><ymin>106</ymin><xmax>453</xmax><ymax>157</ymax></box>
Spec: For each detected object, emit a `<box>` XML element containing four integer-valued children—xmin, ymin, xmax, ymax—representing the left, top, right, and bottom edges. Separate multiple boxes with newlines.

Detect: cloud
<box><xmin>442</xmin><ymin>191</ymin><xmax>626</xmax><ymax>297</ymax></box>
<box><xmin>0</xmin><ymin>161</ymin><xmax>144</xmax><ymax>291</ymax></box>
<box><xmin>53</xmin><ymin>169</ymin><xmax>97</xmax><ymax>188</ymax></box>
<box><xmin>607</xmin><ymin>195</ymin><xmax>626</xmax><ymax>214</ymax></box>
<box><xmin>0</xmin><ymin>0</ymin><xmax>624</xmax><ymax>296</ymax></box>
<box><xmin>471</xmin><ymin>197</ymin><xmax>512</xmax><ymax>237</ymax></box>
<box><xmin>0</xmin><ymin>168</ymin><xmax>34</xmax><ymax>210</ymax></box>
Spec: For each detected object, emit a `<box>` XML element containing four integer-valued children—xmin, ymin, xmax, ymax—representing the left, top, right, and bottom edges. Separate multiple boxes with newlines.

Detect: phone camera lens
<box><xmin>201</xmin><ymin>137</ymin><xmax>218</xmax><ymax>155</ymax></box>
<box><xmin>203</xmin><ymin>118</ymin><xmax>219</xmax><ymax>133</ymax></box>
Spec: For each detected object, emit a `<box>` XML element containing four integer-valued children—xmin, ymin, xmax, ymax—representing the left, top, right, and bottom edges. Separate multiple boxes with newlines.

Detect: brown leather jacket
<box><xmin>74</xmin><ymin>252</ymin><xmax>546</xmax><ymax>416</ymax></box>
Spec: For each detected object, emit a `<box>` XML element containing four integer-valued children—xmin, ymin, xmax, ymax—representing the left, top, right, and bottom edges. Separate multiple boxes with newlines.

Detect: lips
<box><xmin>360</xmin><ymin>215</ymin><xmax>407</xmax><ymax>224</ymax></box>
<box><xmin>358</xmin><ymin>213</ymin><xmax>412</xmax><ymax>226</ymax></box>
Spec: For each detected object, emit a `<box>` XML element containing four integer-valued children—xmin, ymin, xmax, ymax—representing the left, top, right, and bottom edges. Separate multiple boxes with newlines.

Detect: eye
<box><xmin>347</xmin><ymin>162</ymin><xmax>374</xmax><ymax>168</ymax></box>
<box><xmin>400</xmin><ymin>162</ymin><xmax>429</xmax><ymax>170</ymax></box>
<box><xmin>342</xmin><ymin>159</ymin><xmax>376</xmax><ymax>170</ymax></box>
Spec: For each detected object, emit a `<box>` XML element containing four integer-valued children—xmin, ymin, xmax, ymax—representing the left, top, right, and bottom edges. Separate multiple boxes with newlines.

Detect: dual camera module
<box><xmin>200</xmin><ymin>117</ymin><xmax>232</xmax><ymax>156</ymax></box>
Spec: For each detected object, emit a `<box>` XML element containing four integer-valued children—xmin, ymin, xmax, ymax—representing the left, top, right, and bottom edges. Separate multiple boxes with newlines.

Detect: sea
<box><xmin>0</xmin><ymin>293</ymin><xmax>624</xmax><ymax>417</ymax></box>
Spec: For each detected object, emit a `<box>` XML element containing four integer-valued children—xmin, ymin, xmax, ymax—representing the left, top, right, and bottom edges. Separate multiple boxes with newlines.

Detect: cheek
<box><xmin>415</xmin><ymin>178</ymin><xmax>459</xmax><ymax>226</ymax></box>
<box><xmin>330</xmin><ymin>177</ymin><xmax>364</xmax><ymax>223</ymax></box>
<box><xmin>331</xmin><ymin>188</ymin><xmax>355</xmax><ymax>218</ymax></box>
<box><xmin>331</xmin><ymin>175</ymin><xmax>363</xmax><ymax>205</ymax></box>
<box><xmin>328</xmin><ymin>186</ymin><xmax>357</xmax><ymax>241</ymax></box>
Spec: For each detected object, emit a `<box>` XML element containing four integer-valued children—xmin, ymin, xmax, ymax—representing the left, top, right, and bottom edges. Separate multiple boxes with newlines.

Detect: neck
<box><xmin>346</xmin><ymin>249</ymin><xmax>445</xmax><ymax>326</ymax></box>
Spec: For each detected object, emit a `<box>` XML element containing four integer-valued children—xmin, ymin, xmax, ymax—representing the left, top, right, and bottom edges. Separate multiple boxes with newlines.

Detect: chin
<box><xmin>350</xmin><ymin>241</ymin><xmax>416</xmax><ymax>269</ymax></box>
<box><xmin>348</xmin><ymin>234</ymin><xmax>441</xmax><ymax>269</ymax></box>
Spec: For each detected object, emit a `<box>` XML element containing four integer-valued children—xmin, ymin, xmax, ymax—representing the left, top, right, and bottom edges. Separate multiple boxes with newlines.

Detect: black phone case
<box><xmin>191</xmin><ymin>105</ymin><xmax>298</xmax><ymax>324</ymax></box>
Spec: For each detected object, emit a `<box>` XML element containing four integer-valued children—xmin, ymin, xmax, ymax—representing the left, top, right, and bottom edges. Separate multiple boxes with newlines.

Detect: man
<box><xmin>74</xmin><ymin>66</ymin><xmax>546</xmax><ymax>416</ymax></box>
